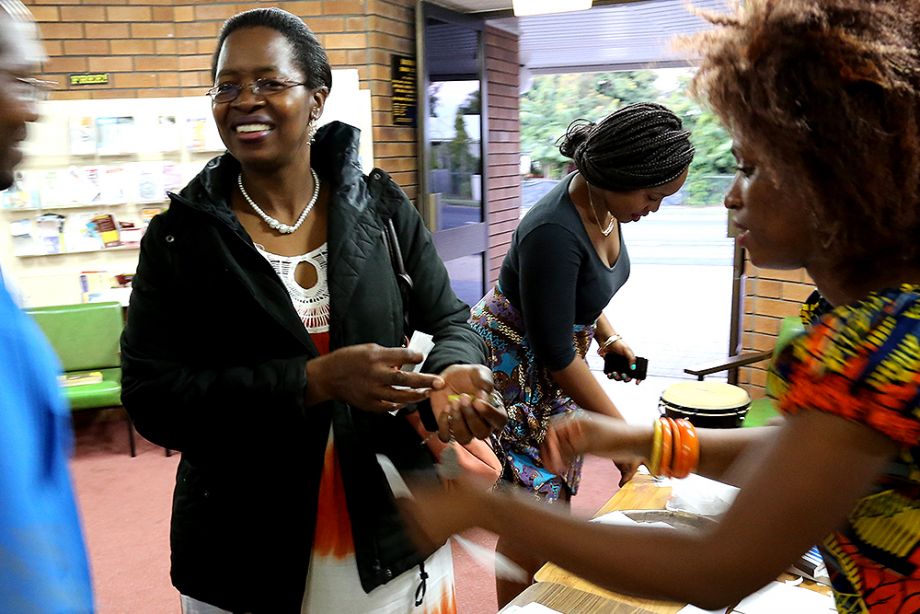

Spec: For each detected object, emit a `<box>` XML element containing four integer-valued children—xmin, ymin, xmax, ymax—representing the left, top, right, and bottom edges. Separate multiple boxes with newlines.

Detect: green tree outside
<box><xmin>521</xmin><ymin>70</ymin><xmax>734</xmax><ymax>206</ymax></box>
<box><xmin>448</xmin><ymin>109</ymin><xmax>476</xmax><ymax>198</ymax></box>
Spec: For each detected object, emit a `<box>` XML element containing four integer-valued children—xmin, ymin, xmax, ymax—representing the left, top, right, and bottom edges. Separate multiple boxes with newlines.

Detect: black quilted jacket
<box><xmin>121</xmin><ymin>122</ymin><xmax>485</xmax><ymax>613</ymax></box>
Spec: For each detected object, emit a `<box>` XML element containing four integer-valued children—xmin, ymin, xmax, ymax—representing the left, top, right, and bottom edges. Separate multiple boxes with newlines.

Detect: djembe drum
<box><xmin>659</xmin><ymin>381</ymin><xmax>751</xmax><ymax>428</ymax></box>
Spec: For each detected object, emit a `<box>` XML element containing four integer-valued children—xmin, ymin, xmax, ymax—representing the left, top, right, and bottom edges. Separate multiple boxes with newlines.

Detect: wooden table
<box><xmin>529</xmin><ymin>472</ymin><xmax>832</xmax><ymax>613</ymax></box>
<box><xmin>531</xmin><ymin>473</ymin><xmax>688</xmax><ymax>613</ymax></box>
<box><xmin>503</xmin><ymin>581</ymin><xmax>661</xmax><ymax>613</ymax></box>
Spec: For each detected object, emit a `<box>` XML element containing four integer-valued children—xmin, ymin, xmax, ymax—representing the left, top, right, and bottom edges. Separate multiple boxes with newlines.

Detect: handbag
<box><xmin>381</xmin><ymin>217</ymin><xmax>502</xmax><ymax>487</ymax></box>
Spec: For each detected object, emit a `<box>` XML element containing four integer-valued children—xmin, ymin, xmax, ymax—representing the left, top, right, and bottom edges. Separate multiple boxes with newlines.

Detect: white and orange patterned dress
<box><xmin>269</xmin><ymin>244</ymin><xmax>457</xmax><ymax>614</ymax></box>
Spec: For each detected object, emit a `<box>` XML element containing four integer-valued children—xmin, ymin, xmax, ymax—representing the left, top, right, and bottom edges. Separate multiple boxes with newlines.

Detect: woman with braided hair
<box><xmin>470</xmin><ymin>101</ymin><xmax>693</xmax><ymax>605</ymax></box>
<box><xmin>407</xmin><ymin>1</ymin><xmax>920</xmax><ymax>611</ymax></box>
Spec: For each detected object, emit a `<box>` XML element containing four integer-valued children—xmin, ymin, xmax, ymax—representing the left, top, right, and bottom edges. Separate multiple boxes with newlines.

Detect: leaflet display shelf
<box><xmin>0</xmin><ymin>69</ymin><xmax>374</xmax><ymax>308</ymax></box>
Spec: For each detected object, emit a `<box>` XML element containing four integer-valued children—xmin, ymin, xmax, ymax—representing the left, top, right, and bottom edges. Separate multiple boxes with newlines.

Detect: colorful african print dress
<box><xmin>470</xmin><ymin>285</ymin><xmax>595</xmax><ymax>501</ymax></box>
<box><xmin>774</xmin><ymin>284</ymin><xmax>920</xmax><ymax>613</ymax></box>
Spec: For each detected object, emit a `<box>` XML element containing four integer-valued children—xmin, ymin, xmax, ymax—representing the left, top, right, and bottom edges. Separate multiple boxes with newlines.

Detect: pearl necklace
<box><xmin>587</xmin><ymin>183</ymin><xmax>615</xmax><ymax>237</ymax></box>
<box><xmin>238</xmin><ymin>168</ymin><xmax>320</xmax><ymax>235</ymax></box>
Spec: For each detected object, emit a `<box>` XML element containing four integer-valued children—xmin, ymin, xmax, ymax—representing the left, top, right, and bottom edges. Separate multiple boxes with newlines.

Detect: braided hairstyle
<box><xmin>688</xmin><ymin>0</ymin><xmax>920</xmax><ymax>278</ymax></box>
<box><xmin>557</xmin><ymin>102</ymin><xmax>695</xmax><ymax>191</ymax></box>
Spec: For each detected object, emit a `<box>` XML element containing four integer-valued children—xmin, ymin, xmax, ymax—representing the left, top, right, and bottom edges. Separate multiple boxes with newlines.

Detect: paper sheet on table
<box><xmin>590</xmin><ymin>510</ymin><xmax>674</xmax><ymax>530</ymax></box>
<box><xmin>677</xmin><ymin>605</ymin><xmax>724</xmax><ymax>614</ymax></box>
<box><xmin>503</xmin><ymin>604</ymin><xmax>563</xmax><ymax>613</ymax></box>
<box><xmin>732</xmin><ymin>580</ymin><xmax>836</xmax><ymax>613</ymax></box>
<box><xmin>666</xmin><ymin>472</ymin><xmax>739</xmax><ymax>517</ymax></box>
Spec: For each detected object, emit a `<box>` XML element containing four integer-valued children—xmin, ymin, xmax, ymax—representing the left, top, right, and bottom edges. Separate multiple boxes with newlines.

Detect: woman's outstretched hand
<box><xmin>542</xmin><ymin>413</ymin><xmax>649</xmax><ymax>478</ymax></box>
<box><xmin>306</xmin><ymin>343</ymin><xmax>445</xmax><ymax>412</ymax></box>
<box><xmin>430</xmin><ymin>364</ymin><xmax>507</xmax><ymax>444</ymax></box>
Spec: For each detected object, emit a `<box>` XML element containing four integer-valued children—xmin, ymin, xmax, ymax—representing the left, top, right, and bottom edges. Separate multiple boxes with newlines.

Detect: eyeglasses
<box><xmin>206</xmin><ymin>78</ymin><xmax>307</xmax><ymax>104</ymax></box>
<box><xmin>3</xmin><ymin>75</ymin><xmax>57</xmax><ymax>104</ymax></box>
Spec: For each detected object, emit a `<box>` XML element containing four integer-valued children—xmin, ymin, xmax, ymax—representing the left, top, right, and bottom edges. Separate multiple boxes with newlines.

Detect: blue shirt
<box><xmin>0</xmin><ymin>278</ymin><xmax>94</xmax><ymax>613</ymax></box>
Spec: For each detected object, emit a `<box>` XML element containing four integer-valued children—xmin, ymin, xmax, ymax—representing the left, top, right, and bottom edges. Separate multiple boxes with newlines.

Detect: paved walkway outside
<box><xmin>589</xmin><ymin>206</ymin><xmax>735</xmax><ymax>424</ymax></box>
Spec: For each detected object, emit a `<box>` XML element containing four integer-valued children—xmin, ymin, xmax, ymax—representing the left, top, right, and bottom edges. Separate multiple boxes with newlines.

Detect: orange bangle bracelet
<box><xmin>658</xmin><ymin>417</ymin><xmax>673</xmax><ymax>478</ymax></box>
<box><xmin>670</xmin><ymin>419</ymin><xmax>691</xmax><ymax>478</ymax></box>
<box><xmin>649</xmin><ymin>417</ymin><xmax>663</xmax><ymax>474</ymax></box>
<box><xmin>667</xmin><ymin>417</ymin><xmax>682</xmax><ymax>478</ymax></box>
<box><xmin>680</xmin><ymin>419</ymin><xmax>700</xmax><ymax>476</ymax></box>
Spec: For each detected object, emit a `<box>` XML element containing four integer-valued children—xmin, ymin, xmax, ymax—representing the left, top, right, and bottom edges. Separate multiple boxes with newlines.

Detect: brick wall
<box><xmin>23</xmin><ymin>1</ymin><xmax>523</xmax><ymax>276</ymax></box>
<box><xmin>25</xmin><ymin>0</ymin><xmax>419</xmax><ymax>198</ymax></box>
<box><xmin>739</xmin><ymin>265</ymin><xmax>815</xmax><ymax>397</ymax></box>
<box><xmin>484</xmin><ymin>26</ymin><xmax>520</xmax><ymax>286</ymax></box>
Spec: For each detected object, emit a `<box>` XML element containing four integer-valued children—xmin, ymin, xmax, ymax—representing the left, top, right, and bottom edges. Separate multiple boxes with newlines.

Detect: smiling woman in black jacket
<box><xmin>120</xmin><ymin>8</ymin><xmax>505</xmax><ymax>614</ymax></box>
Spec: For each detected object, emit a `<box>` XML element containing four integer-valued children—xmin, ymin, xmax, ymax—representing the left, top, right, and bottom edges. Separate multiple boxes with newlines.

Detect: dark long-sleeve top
<box><xmin>498</xmin><ymin>173</ymin><xmax>630</xmax><ymax>371</ymax></box>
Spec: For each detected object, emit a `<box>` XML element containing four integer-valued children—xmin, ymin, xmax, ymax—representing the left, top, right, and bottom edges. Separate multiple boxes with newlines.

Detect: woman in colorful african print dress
<box><xmin>470</xmin><ymin>102</ymin><xmax>694</xmax><ymax>605</ymax></box>
<box><xmin>406</xmin><ymin>1</ymin><xmax>920</xmax><ymax>612</ymax></box>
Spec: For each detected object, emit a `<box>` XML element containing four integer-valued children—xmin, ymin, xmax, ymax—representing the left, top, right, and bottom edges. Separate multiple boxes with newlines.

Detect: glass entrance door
<box><xmin>417</xmin><ymin>3</ymin><xmax>488</xmax><ymax>307</ymax></box>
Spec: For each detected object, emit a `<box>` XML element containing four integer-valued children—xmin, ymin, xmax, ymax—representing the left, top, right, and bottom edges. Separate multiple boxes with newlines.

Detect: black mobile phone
<box><xmin>603</xmin><ymin>354</ymin><xmax>648</xmax><ymax>380</ymax></box>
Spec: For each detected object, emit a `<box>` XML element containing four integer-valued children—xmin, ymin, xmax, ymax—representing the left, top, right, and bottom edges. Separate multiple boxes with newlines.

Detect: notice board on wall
<box><xmin>391</xmin><ymin>54</ymin><xmax>417</xmax><ymax>127</ymax></box>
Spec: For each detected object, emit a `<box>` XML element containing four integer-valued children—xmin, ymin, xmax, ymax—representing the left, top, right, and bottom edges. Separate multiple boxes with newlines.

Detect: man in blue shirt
<box><xmin>0</xmin><ymin>1</ymin><xmax>94</xmax><ymax>611</ymax></box>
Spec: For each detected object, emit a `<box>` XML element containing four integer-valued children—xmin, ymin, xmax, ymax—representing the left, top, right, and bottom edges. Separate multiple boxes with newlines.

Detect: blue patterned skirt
<box><xmin>470</xmin><ymin>285</ymin><xmax>595</xmax><ymax>501</ymax></box>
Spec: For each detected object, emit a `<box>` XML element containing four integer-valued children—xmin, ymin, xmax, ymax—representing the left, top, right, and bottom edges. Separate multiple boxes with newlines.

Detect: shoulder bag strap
<box><xmin>381</xmin><ymin>218</ymin><xmax>413</xmax><ymax>340</ymax></box>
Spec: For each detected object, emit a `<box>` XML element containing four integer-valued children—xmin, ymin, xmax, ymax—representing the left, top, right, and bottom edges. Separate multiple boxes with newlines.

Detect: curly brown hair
<box><xmin>689</xmin><ymin>0</ymin><xmax>920</xmax><ymax>277</ymax></box>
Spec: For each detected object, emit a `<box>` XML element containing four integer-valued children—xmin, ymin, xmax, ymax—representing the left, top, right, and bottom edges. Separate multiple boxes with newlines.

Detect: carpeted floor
<box><xmin>69</xmin><ymin>410</ymin><xmax>621</xmax><ymax>614</ymax></box>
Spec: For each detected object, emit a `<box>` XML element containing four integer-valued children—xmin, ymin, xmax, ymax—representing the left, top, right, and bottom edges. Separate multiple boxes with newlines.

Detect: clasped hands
<box><xmin>306</xmin><ymin>343</ymin><xmax>506</xmax><ymax>444</ymax></box>
<box><xmin>398</xmin><ymin>411</ymin><xmax>649</xmax><ymax>551</ymax></box>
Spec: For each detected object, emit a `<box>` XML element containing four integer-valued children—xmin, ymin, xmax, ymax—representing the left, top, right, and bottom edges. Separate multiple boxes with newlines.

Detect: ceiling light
<box><xmin>512</xmin><ymin>0</ymin><xmax>592</xmax><ymax>17</ymax></box>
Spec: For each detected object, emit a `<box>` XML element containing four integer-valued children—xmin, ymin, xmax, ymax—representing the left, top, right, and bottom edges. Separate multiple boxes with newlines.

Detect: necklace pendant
<box><xmin>238</xmin><ymin>168</ymin><xmax>321</xmax><ymax>236</ymax></box>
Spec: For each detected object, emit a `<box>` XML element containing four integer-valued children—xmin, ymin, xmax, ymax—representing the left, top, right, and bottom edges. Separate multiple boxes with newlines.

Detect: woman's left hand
<box><xmin>430</xmin><ymin>364</ymin><xmax>507</xmax><ymax>444</ymax></box>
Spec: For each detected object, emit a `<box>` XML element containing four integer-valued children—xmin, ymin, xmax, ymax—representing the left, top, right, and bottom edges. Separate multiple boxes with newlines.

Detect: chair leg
<box><xmin>127</xmin><ymin>415</ymin><xmax>136</xmax><ymax>458</ymax></box>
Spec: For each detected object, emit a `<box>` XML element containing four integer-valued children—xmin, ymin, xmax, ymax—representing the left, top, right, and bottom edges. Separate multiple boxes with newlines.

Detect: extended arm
<box><xmin>408</xmin><ymin>410</ymin><xmax>896</xmax><ymax>609</ymax></box>
<box><xmin>380</xmin><ymin>178</ymin><xmax>504</xmax><ymax>439</ymax></box>
<box><xmin>543</xmin><ymin>413</ymin><xmax>776</xmax><ymax>485</ymax></box>
<box><xmin>389</xmin><ymin>183</ymin><xmax>487</xmax><ymax>374</ymax></box>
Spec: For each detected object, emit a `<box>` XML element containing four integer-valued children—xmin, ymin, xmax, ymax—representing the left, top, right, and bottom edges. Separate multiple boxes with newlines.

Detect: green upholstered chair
<box><xmin>684</xmin><ymin>316</ymin><xmax>805</xmax><ymax>428</ymax></box>
<box><xmin>26</xmin><ymin>301</ymin><xmax>136</xmax><ymax>456</ymax></box>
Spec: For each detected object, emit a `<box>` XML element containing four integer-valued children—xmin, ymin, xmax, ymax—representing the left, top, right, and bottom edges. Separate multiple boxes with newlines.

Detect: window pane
<box><xmin>443</xmin><ymin>253</ymin><xmax>484</xmax><ymax>307</ymax></box>
<box><xmin>427</xmin><ymin>79</ymin><xmax>482</xmax><ymax>231</ymax></box>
